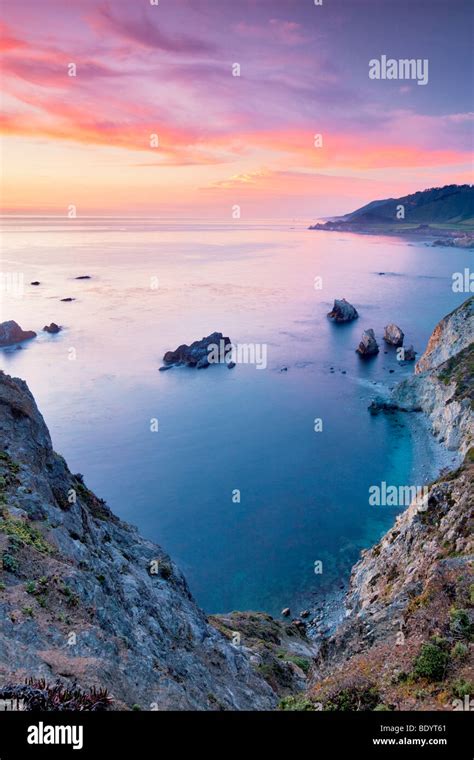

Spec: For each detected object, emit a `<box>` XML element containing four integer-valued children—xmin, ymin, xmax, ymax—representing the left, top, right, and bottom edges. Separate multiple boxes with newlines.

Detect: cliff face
<box><xmin>0</xmin><ymin>372</ymin><xmax>276</xmax><ymax>710</ymax></box>
<box><xmin>301</xmin><ymin>297</ymin><xmax>473</xmax><ymax>712</ymax></box>
<box><xmin>392</xmin><ymin>296</ymin><xmax>473</xmax><ymax>455</ymax></box>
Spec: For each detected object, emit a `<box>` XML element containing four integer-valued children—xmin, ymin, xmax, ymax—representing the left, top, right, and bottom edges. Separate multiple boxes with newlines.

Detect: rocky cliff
<box><xmin>391</xmin><ymin>296</ymin><xmax>473</xmax><ymax>454</ymax></box>
<box><xmin>0</xmin><ymin>371</ymin><xmax>277</xmax><ymax>710</ymax></box>
<box><xmin>298</xmin><ymin>297</ymin><xmax>473</xmax><ymax>711</ymax></box>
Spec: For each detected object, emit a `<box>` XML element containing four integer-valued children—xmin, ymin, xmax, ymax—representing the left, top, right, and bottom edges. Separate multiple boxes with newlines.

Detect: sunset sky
<box><xmin>1</xmin><ymin>0</ymin><xmax>472</xmax><ymax>217</ymax></box>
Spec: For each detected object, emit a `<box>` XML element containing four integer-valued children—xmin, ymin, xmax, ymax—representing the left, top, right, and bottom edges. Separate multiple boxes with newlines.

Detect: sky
<box><xmin>1</xmin><ymin>0</ymin><xmax>473</xmax><ymax>218</ymax></box>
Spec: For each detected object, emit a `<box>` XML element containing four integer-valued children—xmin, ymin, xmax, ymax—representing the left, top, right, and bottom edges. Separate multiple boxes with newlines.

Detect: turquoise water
<box><xmin>0</xmin><ymin>218</ymin><xmax>469</xmax><ymax>614</ymax></box>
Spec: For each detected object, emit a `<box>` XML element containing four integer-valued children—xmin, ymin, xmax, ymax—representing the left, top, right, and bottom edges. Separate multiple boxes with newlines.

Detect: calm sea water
<box><xmin>0</xmin><ymin>218</ymin><xmax>469</xmax><ymax>615</ymax></box>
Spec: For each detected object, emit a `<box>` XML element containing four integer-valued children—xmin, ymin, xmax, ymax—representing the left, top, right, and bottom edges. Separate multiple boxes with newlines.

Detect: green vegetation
<box><xmin>412</xmin><ymin>638</ymin><xmax>450</xmax><ymax>682</ymax></box>
<box><xmin>449</xmin><ymin>608</ymin><xmax>473</xmax><ymax>640</ymax></box>
<box><xmin>451</xmin><ymin>679</ymin><xmax>474</xmax><ymax>699</ymax></box>
<box><xmin>438</xmin><ymin>343</ymin><xmax>474</xmax><ymax>409</ymax></box>
<box><xmin>451</xmin><ymin>642</ymin><xmax>469</xmax><ymax>660</ymax></box>
<box><xmin>0</xmin><ymin>450</ymin><xmax>20</xmax><ymax>474</ymax></box>
<box><xmin>0</xmin><ymin>515</ymin><xmax>52</xmax><ymax>555</ymax></box>
<box><xmin>324</xmin><ymin>685</ymin><xmax>380</xmax><ymax>711</ymax></box>
<box><xmin>60</xmin><ymin>585</ymin><xmax>80</xmax><ymax>608</ymax></box>
<box><xmin>158</xmin><ymin>562</ymin><xmax>172</xmax><ymax>580</ymax></box>
<box><xmin>1</xmin><ymin>553</ymin><xmax>19</xmax><ymax>573</ymax></box>
<box><xmin>279</xmin><ymin>695</ymin><xmax>318</xmax><ymax>711</ymax></box>
<box><xmin>277</xmin><ymin>653</ymin><xmax>311</xmax><ymax>674</ymax></box>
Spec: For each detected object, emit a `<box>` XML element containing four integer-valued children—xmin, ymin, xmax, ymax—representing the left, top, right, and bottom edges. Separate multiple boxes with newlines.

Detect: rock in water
<box><xmin>162</xmin><ymin>332</ymin><xmax>231</xmax><ymax>368</ymax></box>
<box><xmin>43</xmin><ymin>323</ymin><xmax>61</xmax><ymax>334</ymax></box>
<box><xmin>384</xmin><ymin>323</ymin><xmax>404</xmax><ymax>347</ymax></box>
<box><xmin>327</xmin><ymin>298</ymin><xmax>358</xmax><ymax>323</ymax></box>
<box><xmin>356</xmin><ymin>329</ymin><xmax>379</xmax><ymax>357</ymax></box>
<box><xmin>0</xmin><ymin>321</ymin><xmax>37</xmax><ymax>347</ymax></box>
<box><xmin>402</xmin><ymin>345</ymin><xmax>416</xmax><ymax>361</ymax></box>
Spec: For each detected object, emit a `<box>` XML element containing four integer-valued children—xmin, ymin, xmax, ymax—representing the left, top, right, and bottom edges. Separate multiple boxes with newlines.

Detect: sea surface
<box><xmin>0</xmin><ymin>217</ymin><xmax>469</xmax><ymax>615</ymax></box>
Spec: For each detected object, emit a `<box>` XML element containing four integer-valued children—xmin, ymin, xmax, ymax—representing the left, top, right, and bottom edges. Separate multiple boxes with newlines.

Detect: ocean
<box><xmin>0</xmin><ymin>217</ymin><xmax>469</xmax><ymax>615</ymax></box>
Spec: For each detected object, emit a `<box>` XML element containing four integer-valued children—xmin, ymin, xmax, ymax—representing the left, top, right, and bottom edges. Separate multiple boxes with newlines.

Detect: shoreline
<box><xmin>308</xmin><ymin>222</ymin><xmax>474</xmax><ymax>248</ymax></box>
<box><xmin>304</xmin><ymin>398</ymin><xmax>461</xmax><ymax>647</ymax></box>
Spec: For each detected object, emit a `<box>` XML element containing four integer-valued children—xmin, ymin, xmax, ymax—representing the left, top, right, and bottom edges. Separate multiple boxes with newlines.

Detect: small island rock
<box><xmin>327</xmin><ymin>298</ymin><xmax>358</xmax><ymax>323</ymax></box>
<box><xmin>162</xmin><ymin>332</ymin><xmax>231</xmax><ymax>368</ymax></box>
<box><xmin>0</xmin><ymin>320</ymin><xmax>37</xmax><ymax>347</ymax></box>
<box><xmin>384</xmin><ymin>323</ymin><xmax>404</xmax><ymax>347</ymax></box>
<box><xmin>356</xmin><ymin>329</ymin><xmax>379</xmax><ymax>357</ymax></box>
<box><xmin>43</xmin><ymin>323</ymin><xmax>62</xmax><ymax>334</ymax></box>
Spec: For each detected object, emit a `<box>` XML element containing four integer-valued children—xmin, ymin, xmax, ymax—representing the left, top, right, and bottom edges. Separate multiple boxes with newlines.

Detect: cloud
<box><xmin>91</xmin><ymin>1</ymin><xmax>216</xmax><ymax>54</ymax></box>
<box><xmin>235</xmin><ymin>18</ymin><xmax>307</xmax><ymax>45</ymax></box>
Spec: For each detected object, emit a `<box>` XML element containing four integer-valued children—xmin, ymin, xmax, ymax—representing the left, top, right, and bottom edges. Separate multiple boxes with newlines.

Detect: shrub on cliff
<box><xmin>412</xmin><ymin>638</ymin><xmax>450</xmax><ymax>682</ymax></box>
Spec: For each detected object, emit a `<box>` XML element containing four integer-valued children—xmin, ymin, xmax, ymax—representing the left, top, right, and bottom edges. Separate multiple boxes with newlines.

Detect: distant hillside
<box><xmin>341</xmin><ymin>185</ymin><xmax>474</xmax><ymax>225</ymax></box>
<box><xmin>310</xmin><ymin>185</ymin><xmax>474</xmax><ymax>238</ymax></box>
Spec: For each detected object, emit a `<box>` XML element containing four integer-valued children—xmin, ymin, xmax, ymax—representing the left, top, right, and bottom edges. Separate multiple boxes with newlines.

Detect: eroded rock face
<box><xmin>415</xmin><ymin>296</ymin><xmax>473</xmax><ymax>374</ymax></box>
<box><xmin>162</xmin><ymin>332</ymin><xmax>231</xmax><ymax>368</ymax></box>
<box><xmin>0</xmin><ymin>321</ymin><xmax>36</xmax><ymax>347</ymax></box>
<box><xmin>327</xmin><ymin>299</ymin><xmax>358</xmax><ymax>323</ymax></box>
<box><xmin>384</xmin><ymin>324</ymin><xmax>404</xmax><ymax>347</ymax></box>
<box><xmin>356</xmin><ymin>329</ymin><xmax>379</xmax><ymax>357</ymax></box>
<box><xmin>390</xmin><ymin>297</ymin><xmax>473</xmax><ymax>455</ymax></box>
<box><xmin>0</xmin><ymin>371</ymin><xmax>276</xmax><ymax>711</ymax></box>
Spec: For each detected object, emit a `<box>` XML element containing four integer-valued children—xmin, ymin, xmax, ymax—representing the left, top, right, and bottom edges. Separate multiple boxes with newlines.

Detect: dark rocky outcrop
<box><xmin>0</xmin><ymin>372</ymin><xmax>276</xmax><ymax>711</ymax></box>
<box><xmin>0</xmin><ymin>321</ymin><xmax>36</xmax><ymax>348</ymax></box>
<box><xmin>356</xmin><ymin>329</ymin><xmax>379</xmax><ymax>357</ymax></box>
<box><xmin>43</xmin><ymin>323</ymin><xmax>61</xmax><ymax>335</ymax></box>
<box><xmin>401</xmin><ymin>345</ymin><xmax>416</xmax><ymax>362</ymax></box>
<box><xmin>162</xmin><ymin>332</ymin><xmax>231</xmax><ymax>369</ymax></box>
<box><xmin>327</xmin><ymin>299</ymin><xmax>358</xmax><ymax>323</ymax></box>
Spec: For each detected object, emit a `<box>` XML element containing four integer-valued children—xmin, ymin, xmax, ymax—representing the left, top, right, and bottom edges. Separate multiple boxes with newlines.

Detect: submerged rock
<box><xmin>162</xmin><ymin>332</ymin><xmax>231</xmax><ymax>368</ymax></box>
<box><xmin>384</xmin><ymin>323</ymin><xmax>404</xmax><ymax>347</ymax></box>
<box><xmin>368</xmin><ymin>398</ymin><xmax>399</xmax><ymax>415</ymax></box>
<box><xmin>327</xmin><ymin>298</ymin><xmax>359</xmax><ymax>323</ymax></box>
<box><xmin>356</xmin><ymin>329</ymin><xmax>379</xmax><ymax>357</ymax></box>
<box><xmin>0</xmin><ymin>321</ymin><xmax>37</xmax><ymax>347</ymax></box>
<box><xmin>401</xmin><ymin>345</ymin><xmax>416</xmax><ymax>361</ymax></box>
<box><xmin>43</xmin><ymin>323</ymin><xmax>62</xmax><ymax>334</ymax></box>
